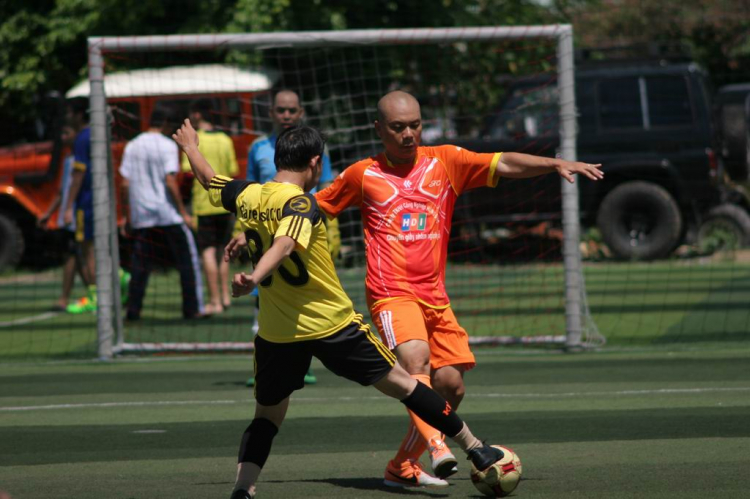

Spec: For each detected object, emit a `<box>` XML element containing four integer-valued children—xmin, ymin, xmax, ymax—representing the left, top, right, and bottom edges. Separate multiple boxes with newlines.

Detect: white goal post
<box><xmin>86</xmin><ymin>26</ymin><xmax>598</xmax><ymax>359</ymax></box>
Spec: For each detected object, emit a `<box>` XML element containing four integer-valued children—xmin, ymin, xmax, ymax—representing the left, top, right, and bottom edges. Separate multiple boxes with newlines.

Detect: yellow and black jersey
<box><xmin>208</xmin><ymin>175</ymin><xmax>355</xmax><ymax>343</ymax></box>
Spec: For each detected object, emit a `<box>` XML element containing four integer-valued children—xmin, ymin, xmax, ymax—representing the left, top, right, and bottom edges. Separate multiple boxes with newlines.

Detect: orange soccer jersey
<box><xmin>316</xmin><ymin>145</ymin><xmax>502</xmax><ymax>308</ymax></box>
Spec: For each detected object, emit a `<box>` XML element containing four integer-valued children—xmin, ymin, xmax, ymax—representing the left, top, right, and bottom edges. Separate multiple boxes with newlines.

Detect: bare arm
<box><xmin>38</xmin><ymin>193</ymin><xmax>62</xmax><ymax>228</ymax></box>
<box><xmin>165</xmin><ymin>173</ymin><xmax>192</xmax><ymax>226</ymax></box>
<box><xmin>497</xmin><ymin>152</ymin><xmax>603</xmax><ymax>183</ymax></box>
<box><xmin>120</xmin><ymin>178</ymin><xmax>130</xmax><ymax>233</ymax></box>
<box><xmin>172</xmin><ymin>119</ymin><xmax>215</xmax><ymax>190</ymax></box>
<box><xmin>232</xmin><ymin>236</ymin><xmax>296</xmax><ymax>297</ymax></box>
<box><xmin>63</xmin><ymin>170</ymin><xmax>85</xmax><ymax>226</ymax></box>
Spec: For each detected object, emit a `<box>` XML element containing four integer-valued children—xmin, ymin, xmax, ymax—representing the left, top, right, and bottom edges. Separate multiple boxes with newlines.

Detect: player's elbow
<box><xmin>275</xmin><ymin>236</ymin><xmax>297</xmax><ymax>257</ymax></box>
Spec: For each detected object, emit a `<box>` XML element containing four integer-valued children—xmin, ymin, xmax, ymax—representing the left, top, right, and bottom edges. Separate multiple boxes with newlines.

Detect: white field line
<box><xmin>0</xmin><ymin>311</ymin><xmax>61</xmax><ymax>328</ymax></box>
<box><xmin>1</xmin><ymin>386</ymin><xmax>749</xmax><ymax>412</ymax></box>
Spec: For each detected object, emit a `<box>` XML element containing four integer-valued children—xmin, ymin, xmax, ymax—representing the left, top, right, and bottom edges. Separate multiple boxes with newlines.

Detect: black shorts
<box><xmin>253</xmin><ymin>320</ymin><xmax>396</xmax><ymax>406</ymax></box>
<box><xmin>196</xmin><ymin>213</ymin><xmax>233</xmax><ymax>251</ymax></box>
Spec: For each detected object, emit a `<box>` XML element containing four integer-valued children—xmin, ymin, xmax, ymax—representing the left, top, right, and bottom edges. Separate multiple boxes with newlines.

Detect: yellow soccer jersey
<box><xmin>182</xmin><ymin>130</ymin><xmax>239</xmax><ymax>216</ymax></box>
<box><xmin>208</xmin><ymin>175</ymin><xmax>355</xmax><ymax>342</ymax></box>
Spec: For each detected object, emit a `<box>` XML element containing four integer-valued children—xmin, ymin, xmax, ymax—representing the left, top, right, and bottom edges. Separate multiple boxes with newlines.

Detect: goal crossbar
<box><xmin>89</xmin><ymin>25</ymin><xmax>572</xmax><ymax>52</ymax></box>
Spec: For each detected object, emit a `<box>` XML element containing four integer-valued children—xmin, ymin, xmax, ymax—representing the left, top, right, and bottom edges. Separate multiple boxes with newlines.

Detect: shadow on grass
<box><xmin>275</xmin><ymin>477</ymin><xmax>450</xmax><ymax>497</ymax></box>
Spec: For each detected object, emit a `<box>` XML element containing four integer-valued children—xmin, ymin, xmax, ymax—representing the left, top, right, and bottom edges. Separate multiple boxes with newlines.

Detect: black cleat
<box><xmin>229</xmin><ymin>489</ymin><xmax>254</xmax><ymax>499</ymax></box>
<box><xmin>467</xmin><ymin>443</ymin><xmax>505</xmax><ymax>471</ymax></box>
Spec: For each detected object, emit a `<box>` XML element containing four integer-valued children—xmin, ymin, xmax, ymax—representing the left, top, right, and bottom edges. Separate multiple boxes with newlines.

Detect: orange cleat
<box><xmin>383</xmin><ymin>459</ymin><xmax>449</xmax><ymax>488</ymax></box>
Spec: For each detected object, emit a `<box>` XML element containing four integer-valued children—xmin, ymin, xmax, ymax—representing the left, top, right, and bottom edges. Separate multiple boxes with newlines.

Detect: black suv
<box><xmin>452</xmin><ymin>61</ymin><xmax>721</xmax><ymax>260</ymax></box>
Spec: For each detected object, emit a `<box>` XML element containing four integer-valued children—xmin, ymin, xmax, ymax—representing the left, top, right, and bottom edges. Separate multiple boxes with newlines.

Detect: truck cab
<box><xmin>451</xmin><ymin>60</ymin><xmax>721</xmax><ymax>260</ymax></box>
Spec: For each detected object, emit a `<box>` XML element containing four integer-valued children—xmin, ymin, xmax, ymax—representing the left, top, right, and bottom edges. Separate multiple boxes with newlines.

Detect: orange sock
<box><xmin>392</xmin><ymin>374</ymin><xmax>443</xmax><ymax>465</ymax></box>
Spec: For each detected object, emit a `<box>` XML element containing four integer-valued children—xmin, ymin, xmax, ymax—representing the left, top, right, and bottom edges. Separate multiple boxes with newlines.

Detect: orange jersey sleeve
<box><xmin>315</xmin><ymin>160</ymin><xmax>368</xmax><ymax>218</ymax></box>
<box><xmin>433</xmin><ymin>145</ymin><xmax>502</xmax><ymax>195</ymax></box>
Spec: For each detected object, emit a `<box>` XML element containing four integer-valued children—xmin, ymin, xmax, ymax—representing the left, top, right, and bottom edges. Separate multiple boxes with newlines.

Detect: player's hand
<box><xmin>556</xmin><ymin>160</ymin><xmax>603</xmax><ymax>183</ymax></box>
<box><xmin>232</xmin><ymin>272</ymin><xmax>256</xmax><ymax>297</ymax></box>
<box><xmin>181</xmin><ymin>213</ymin><xmax>193</xmax><ymax>228</ymax></box>
<box><xmin>224</xmin><ymin>232</ymin><xmax>248</xmax><ymax>262</ymax></box>
<box><xmin>36</xmin><ymin>213</ymin><xmax>50</xmax><ymax>229</ymax></box>
<box><xmin>63</xmin><ymin>208</ymin><xmax>73</xmax><ymax>227</ymax></box>
<box><xmin>119</xmin><ymin>221</ymin><xmax>131</xmax><ymax>238</ymax></box>
<box><xmin>326</xmin><ymin>217</ymin><xmax>341</xmax><ymax>261</ymax></box>
<box><xmin>172</xmin><ymin>119</ymin><xmax>199</xmax><ymax>151</ymax></box>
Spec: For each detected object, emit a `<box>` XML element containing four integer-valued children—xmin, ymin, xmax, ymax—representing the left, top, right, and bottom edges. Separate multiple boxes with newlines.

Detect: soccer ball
<box><xmin>470</xmin><ymin>445</ymin><xmax>522</xmax><ymax>497</ymax></box>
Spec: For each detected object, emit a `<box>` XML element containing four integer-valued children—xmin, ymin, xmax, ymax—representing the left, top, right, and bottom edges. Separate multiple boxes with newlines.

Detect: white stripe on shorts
<box><xmin>379</xmin><ymin>310</ymin><xmax>396</xmax><ymax>350</ymax></box>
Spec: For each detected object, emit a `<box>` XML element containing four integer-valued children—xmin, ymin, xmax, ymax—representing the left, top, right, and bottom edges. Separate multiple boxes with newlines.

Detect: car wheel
<box><xmin>698</xmin><ymin>203</ymin><xmax>750</xmax><ymax>253</ymax></box>
<box><xmin>0</xmin><ymin>212</ymin><xmax>24</xmax><ymax>272</ymax></box>
<box><xmin>597</xmin><ymin>181</ymin><xmax>683</xmax><ymax>260</ymax></box>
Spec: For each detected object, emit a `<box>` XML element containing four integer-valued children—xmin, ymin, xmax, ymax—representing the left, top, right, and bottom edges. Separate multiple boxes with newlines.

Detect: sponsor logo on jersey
<box><xmin>401</xmin><ymin>213</ymin><xmax>427</xmax><ymax>232</ymax></box>
<box><xmin>289</xmin><ymin>196</ymin><xmax>312</xmax><ymax>214</ymax></box>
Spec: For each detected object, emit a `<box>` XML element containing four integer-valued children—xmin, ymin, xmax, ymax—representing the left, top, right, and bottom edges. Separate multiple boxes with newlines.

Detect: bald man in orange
<box><xmin>315</xmin><ymin>90</ymin><xmax>603</xmax><ymax>487</ymax></box>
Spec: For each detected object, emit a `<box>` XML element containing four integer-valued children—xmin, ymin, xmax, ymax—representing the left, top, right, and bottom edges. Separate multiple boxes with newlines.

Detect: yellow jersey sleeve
<box><xmin>207</xmin><ymin>175</ymin><xmax>253</xmax><ymax>213</ymax></box>
<box><xmin>275</xmin><ymin>193</ymin><xmax>321</xmax><ymax>250</ymax></box>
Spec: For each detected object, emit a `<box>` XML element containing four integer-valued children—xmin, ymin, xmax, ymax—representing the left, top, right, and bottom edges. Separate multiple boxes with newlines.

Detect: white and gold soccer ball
<box><xmin>470</xmin><ymin>445</ymin><xmax>522</xmax><ymax>497</ymax></box>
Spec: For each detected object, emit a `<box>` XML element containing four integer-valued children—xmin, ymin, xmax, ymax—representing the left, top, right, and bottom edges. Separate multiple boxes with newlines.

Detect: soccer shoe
<box><xmin>66</xmin><ymin>296</ymin><xmax>95</xmax><ymax>314</ymax></box>
<box><xmin>246</xmin><ymin>376</ymin><xmax>255</xmax><ymax>387</ymax></box>
<box><xmin>304</xmin><ymin>368</ymin><xmax>317</xmax><ymax>385</ymax></box>
<box><xmin>229</xmin><ymin>489</ymin><xmax>254</xmax><ymax>499</ymax></box>
<box><xmin>383</xmin><ymin>459</ymin><xmax>449</xmax><ymax>488</ymax></box>
<box><xmin>119</xmin><ymin>269</ymin><xmax>131</xmax><ymax>305</ymax></box>
<box><xmin>467</xmin><ymin>443</ymin><xmax>505</xmax><ymax>472</ymax></box>
<box><xmin>429</xmin><ymin>436</ymin><xmax>458</xmax><ymax>479</ymax></box>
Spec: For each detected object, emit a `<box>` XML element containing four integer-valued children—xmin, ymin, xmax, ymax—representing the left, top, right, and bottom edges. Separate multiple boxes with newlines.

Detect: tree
<box><xmin>562</xmin><ymin>0</ymin><xmax>750</xmax><ymax>85</ymax></box>
<box><xmin>0</xmin><ymin>0</ymin><xmax>236</xmax><ymax>146</ymax></box>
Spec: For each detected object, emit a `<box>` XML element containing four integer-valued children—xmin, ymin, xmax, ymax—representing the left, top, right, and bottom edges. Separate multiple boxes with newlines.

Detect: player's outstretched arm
<box><xmin>231</xmin><ymin>236</ymin><xmax>296</xmax><ymax>297</ymax></box>
<box><xmin>172</xmin><ymin>118</ymin><xmax>216</xmax><ymax>190</ymax></box>
<box><xmin>497</xmin><ymin>152</ymin><xmax>603</xmax><ymax>183</ymax></box>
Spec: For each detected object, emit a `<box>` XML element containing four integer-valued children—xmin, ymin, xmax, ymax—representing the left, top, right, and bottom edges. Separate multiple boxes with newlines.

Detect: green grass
<box><xmin>1</xmin><ymin>259</ymin><xmax>750</xmax><ymax>360</ymax></box>
<box><xmin>1</xmin><ymin>348</ymin><xmax>750</xmax><ymax>498</ymax></box>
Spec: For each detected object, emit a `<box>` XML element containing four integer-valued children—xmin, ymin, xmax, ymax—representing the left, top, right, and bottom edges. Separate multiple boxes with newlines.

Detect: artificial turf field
<box><xmin>3</xmin><ymin>259</ymin><xmax>750</xmax><ymax>358</ymax></box>
<box><xmin>2</xmin><ymin>348</ymin><xmax>750</xmax><ymax>498</ymax></box>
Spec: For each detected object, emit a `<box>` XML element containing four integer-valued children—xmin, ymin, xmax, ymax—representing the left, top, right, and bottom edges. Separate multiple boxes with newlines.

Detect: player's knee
<box><xmin>449</xmin><ymin>382</ymin><xmax>466</xmax><ymax>405</ymax></box>
<box><xmin>394</xmin><ymin>342</ymin><xmax>431</xmax><ymax>374</ymax></box>
<box><xmin>433</xmin><ymin>371</ymin><xmax>465</xmax><ymax>405</ymax></box>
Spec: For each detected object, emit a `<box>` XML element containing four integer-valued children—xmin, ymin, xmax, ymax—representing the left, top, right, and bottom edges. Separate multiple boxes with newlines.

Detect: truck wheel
<box><xmin>597</xmin><ymin>181</ymin><xmax>683</xmax><ymax>260</ymax></box>
<box><xmin>0</xmin><ymin>212</ymin><xmax>24</xmax><ymax>272</ymax></box>
<box><xmin>698</xmin><ymin>203</ymin><xmax>750</xmax><ymax>253</ymax></box>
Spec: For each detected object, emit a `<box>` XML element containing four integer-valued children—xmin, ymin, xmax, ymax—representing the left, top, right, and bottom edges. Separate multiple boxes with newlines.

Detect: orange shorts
<box><xmin>370</xmin><ymin>298</ymin><xmax>475</xmax><ymax>371</ymax></box>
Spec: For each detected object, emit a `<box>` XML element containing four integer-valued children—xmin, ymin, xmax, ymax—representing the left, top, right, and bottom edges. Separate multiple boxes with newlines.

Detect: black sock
<box><xmin>400</xmin><ymin>381</ymin><xmax>463</xmax><ymax>437</ymax></box>
<box><xmin>238</xmin><ymin>417</ymin><xmax>279</xmax><ymax>468</ymax></box>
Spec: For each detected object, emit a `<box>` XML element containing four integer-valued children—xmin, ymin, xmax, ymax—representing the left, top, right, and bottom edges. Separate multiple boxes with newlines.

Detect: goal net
<box><xmin>83</xmin><ymin>27</ymin><xmax>602</xmax><ymax>358</ymax></box>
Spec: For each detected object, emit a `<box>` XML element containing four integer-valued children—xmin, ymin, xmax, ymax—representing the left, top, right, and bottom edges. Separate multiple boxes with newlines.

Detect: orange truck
<box><xmin>0</xmin><ymin>65</ymin><xmax>276</xmax><ymax>271</ymax></box>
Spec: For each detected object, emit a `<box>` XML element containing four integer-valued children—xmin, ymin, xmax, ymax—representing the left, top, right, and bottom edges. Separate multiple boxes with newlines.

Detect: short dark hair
<box><xmin>149</xmin><ymin>107</ymin><xmax>174</xmax><ymax>128</ymax></box>
<box><xmin>275</xmin><ymin>125</ymin><xmax>325</xmax><ymax>172</ymax></box>
<box><xmin>67</xmin><ymin>97</ymin><xmax>89</xmax><ymax>122</ymax></box>
<box><xmin>189</xmin><ymin>99</ymin><xmax>214</xmax><ymax>121</ymax></box>
<box><xmin>272</xmin><ymin>88</ymin><xmax>301</xmax><ymax>103</ymax></box>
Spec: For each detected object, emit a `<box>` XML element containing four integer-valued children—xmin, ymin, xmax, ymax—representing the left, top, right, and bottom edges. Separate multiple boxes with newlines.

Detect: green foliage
<box><xmin>3</xmin><ymin>0</ymin><xmax>750</xmax><ymax>146</ymax></box>
<box><xmin>568</xmin><ymin>0</ymin><xmax>750</xmax><ymax>86</ymax></box>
